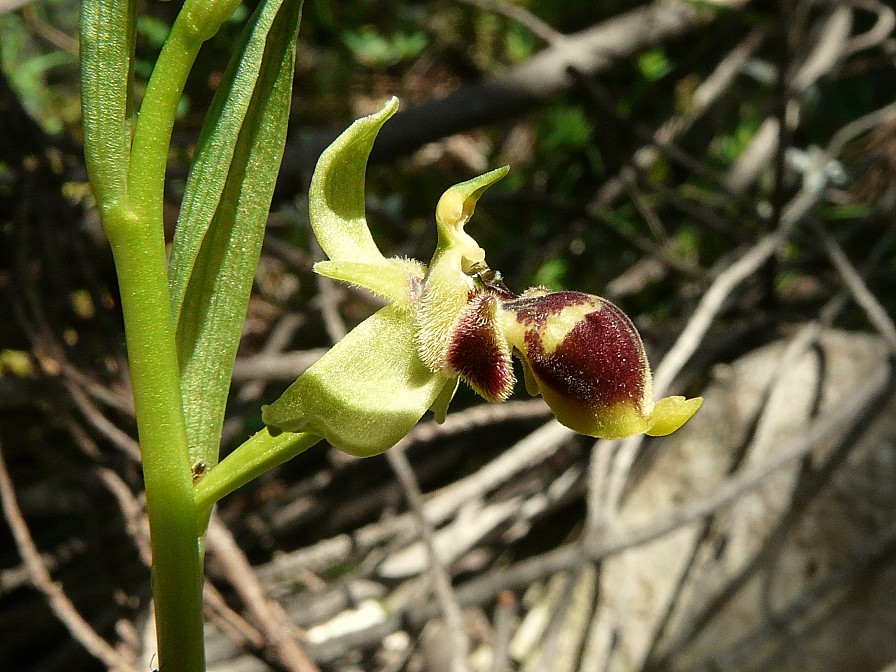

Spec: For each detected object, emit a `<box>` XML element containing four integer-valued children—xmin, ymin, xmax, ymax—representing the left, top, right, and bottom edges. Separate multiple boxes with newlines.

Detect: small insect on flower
<box><xmin>467</xmin><ymin>260</ymin><xmax>513</xmax><ymax>296</ymax></box>
<box><xmin>191</xmin><ymin>460</ymin><xmax>207</xmax><ymax>483</ymax></box>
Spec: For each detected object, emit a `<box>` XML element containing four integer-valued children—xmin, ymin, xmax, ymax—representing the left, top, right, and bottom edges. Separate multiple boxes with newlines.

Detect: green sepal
<box><xmin>309</xmin><ymin>97</ymin><xmax>399</xmax><ymax>265</ymax></box>
<box><xmin>262</xmin><ymin>304</ymin><xmax>452</xmax><ymax>457</ymax></box>
<box><xmin>314</xmin><ymin>258</ymin><xmax>425</xmax><ymax>305</ymax></box>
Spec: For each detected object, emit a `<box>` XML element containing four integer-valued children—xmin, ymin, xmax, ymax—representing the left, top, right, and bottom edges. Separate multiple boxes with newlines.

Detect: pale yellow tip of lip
<box><xmin>646</xmin><ymin>396</ymin><xmax>704</xmax><ymax>437</ymax></box>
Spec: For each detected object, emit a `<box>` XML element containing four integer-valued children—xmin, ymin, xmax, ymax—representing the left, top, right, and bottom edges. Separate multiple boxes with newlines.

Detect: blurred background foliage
<box><xmin>3</xmin><ymin>0</ymin><xmax>892</xmax><ymax>329</ymax></box>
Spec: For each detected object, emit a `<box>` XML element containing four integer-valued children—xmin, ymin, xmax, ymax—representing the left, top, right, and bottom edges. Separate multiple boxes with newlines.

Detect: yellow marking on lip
<box><xmin>537</xmin><ymin>300</ymin><xmax>601</xmax><ymax>355</ymax></box>
<box><xmin>500</xmin><ymin>296</ymin><xmax>602</xmax><ymax>356</ymax></box>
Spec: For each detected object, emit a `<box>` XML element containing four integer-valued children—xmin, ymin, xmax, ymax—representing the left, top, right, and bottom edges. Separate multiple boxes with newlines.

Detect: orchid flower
<box><xmin>262</xmin><ymin>98</ymin><xmax>702</xmax><ymax>456</ymax></box>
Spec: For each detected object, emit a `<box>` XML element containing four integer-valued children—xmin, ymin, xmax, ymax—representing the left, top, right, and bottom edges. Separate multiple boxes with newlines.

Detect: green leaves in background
<box><xmin>637</xmin><ymin>48</ymin><xmax>672</xmax><ymax>82</ymax></box>
<box><xmin>168</xmin><ymin>0</ymin><xmax>304</xmax><ymax>467</ymax></box>
<box><xmin>342</xmin><ymin>26</ymin><xmax>427</xmax><ymax>68</ymax></box>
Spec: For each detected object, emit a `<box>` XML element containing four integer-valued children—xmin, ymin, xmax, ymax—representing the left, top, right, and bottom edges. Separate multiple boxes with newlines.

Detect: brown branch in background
<box><xmin>828</xmin><ymin>101</ymin><xmax>896</xmax><ymax>159</ymax></box>
<box><xmin>21</xmin><ymin>4</ymin><xmax>78</xmax><ymax>53</ymax></box>
<box><xmin>279</xmin><ymin>0</ymin><xmax>754</xmax><ymax>186</ymax></box>
<box><xmin>528</xmin><ymin>566</ymin><xmax>598</xmax><ymax>672</ymax></box>
<box><xmin>63</xmin><ymin>416</ymin><xmax>152</xmax><ymax>566</ymax></box>
<box><xmin>844</xmin><ymin>0</ymin><xmax>895</xmax><ymax>55</ymax></box>
<box><xmin>0</xmin><ymin>0</ymin><xmax>34</xmax><ymax>13</ymax></box>
<box><xmin>206</xmin><ymin>516</ymin><xmax>320</xmax><ymax>672</ymax></box>
<box><xmin>488</xmin><ymin>591</ymin><xmax>516</xmax><ymax>672</ymax></box>
<box><xmin>0</xmin><ymin>441</ymin><xmax>137</xmax><ymax>672</ymax></box>
<box><xmin>203</xmin><ymin>583</ymin><xmax>266</xmax><ymax>654</ymax></box>
<box><xmin>63</xmin><ymin>377</ymin><xmax>142</xmax><ymax>463</ymax></box>
<box><xmin>62</xmin><ymin>365</ymin><xmax>135</xmax><ymax>418</ymax></box>
<box><xmin>811</xmin><ymin>220</ymin><xmax>896</xmax><ymax>353</ymax></box>
<box><xmin>231</xmin><ymin>348</ymin><xmax>327</xmax><ymax>384</ymax></box>
<box><xmin>387</xmin><ymin>444</ymin><xmax>471</xmax><ymax>672</ymax></box>
<box><xmin>456</xmin><ymin>0</ymin><xmax>567</xmax><ymax>46</ymax></box>
<box><xmin>235</xmin><ymin>313</ymin><xmax>306</xmax><ymax>400</ymax></box>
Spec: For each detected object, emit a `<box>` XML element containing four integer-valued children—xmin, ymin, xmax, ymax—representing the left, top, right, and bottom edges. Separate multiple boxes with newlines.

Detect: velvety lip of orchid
<box><xmin>499</xmin><ymin>289</ymin><xmax>701</xmax><ymax>439</ymax></box>
<box><xmin>262</xmin><ymin>97</ymin><xmax>702</xmax><ymax>456</ymax></box>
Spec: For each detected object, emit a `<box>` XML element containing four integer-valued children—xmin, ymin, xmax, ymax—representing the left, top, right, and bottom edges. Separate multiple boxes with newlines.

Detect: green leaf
<box><xmin>262</xmin><ymin>304</ymin><xmax>451</xmax><ymax>457</ymax></box>
<box><xmin>80</xmin><ymin>0</ymin><xmax>136</xmax><ymax>211</ymax></box>
<box><xmin>637</xmin><ymin>48</ymin><xmax>672</xmax><ymax>82</ymax></box>
<box><xmin>168</xmin><ymin>0</ymin><xmax>303</xmax><ymax>466</ymax></box>
<box><xmin>309</xmin><ymin>97</ymin><xmax>399</xmax><ymax>265</ymax></box>
<box><xmin>169</xmin><ymin>0</ymin><xmax>290</xmax><ymax>320</ymax></box>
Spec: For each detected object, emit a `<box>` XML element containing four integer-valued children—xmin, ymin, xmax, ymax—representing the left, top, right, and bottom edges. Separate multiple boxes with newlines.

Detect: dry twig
<box><xmin>387</xmin><ymin>444</ymin><xmax>471</xmax><ymax>672</ymax></box>
<box><xmin>206</xmin><ymin>516</ymin><xmax>320</xmax><ymax>672</ymax></box>
<box><xmin>0</xmin><ymin>441</ymin><xmax>137</xmax><ymax>672</ymax></box>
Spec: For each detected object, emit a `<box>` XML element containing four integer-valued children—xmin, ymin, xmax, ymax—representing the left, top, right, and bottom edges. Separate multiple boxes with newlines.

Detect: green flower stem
<box><xmin>107</xmin><ymin>5</ymin><xmax>239</xmax><ymax>671</ymax></box>
<box><xmin>126</xmin><ymin>33</ymin><xmax>199</xmax><ymax>231</ymax></box>
<box><xmin>109</xmin><ymin>33</ymin><xmax>207</xmax><ymax>672</ymax></box>
<box><xmin>106</xmin><ymin>219</ymin><xmax>205</xmax><ymax>672</ymax></box>
<box><xmin>127</xmin><ymin>1</ymin><xmax>240</xmax><ymax>231</ymax></box>
<box><xmin>194</xmin><ymin>430</ymin><xmax>321</xmax><ymax>531</ymax></box>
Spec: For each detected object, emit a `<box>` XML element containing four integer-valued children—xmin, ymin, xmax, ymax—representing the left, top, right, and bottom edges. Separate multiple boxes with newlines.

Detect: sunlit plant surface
<box><xmin>79</xmin><ymin>2</ymin><xmax>700</xmax><ymax>669</ymax></box>
<box><xmin>263</xmin><ymin>98</ymin><xmax>703</xmax><ymax>455</ymax></box>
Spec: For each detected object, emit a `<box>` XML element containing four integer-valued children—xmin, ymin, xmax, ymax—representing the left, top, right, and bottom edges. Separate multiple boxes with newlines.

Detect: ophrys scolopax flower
<box><xmin>262</xmin><ymin>98</ymin><xmax>702</xmax><ymax>455</ymax></box>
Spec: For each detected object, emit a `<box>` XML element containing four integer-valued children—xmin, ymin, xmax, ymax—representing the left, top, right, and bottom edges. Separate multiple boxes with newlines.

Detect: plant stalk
<box><xmin>111</xmin><ymin>6</ymin><xmax>239</xmax><ymax>670</ymax></box>
<box><xmin>194</xmin><ymin>430</ymin><xmax>320</xmax><ymax>531</ymax></box>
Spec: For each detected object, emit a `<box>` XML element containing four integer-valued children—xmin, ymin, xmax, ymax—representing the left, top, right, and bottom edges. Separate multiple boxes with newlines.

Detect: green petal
<box><xmin>262</xmin><ymin>304</ymin><xmax>451</xmax><ymax>456</ymax></box>
<box><xmin>309</xmin><ymin>97</ymin><xmax>398</xmax><ymax>265</ymax></box>
<box><xmin>314</xmin><ymin>258</ymin><xmax>425</xmax><ymax>305</ymax></box>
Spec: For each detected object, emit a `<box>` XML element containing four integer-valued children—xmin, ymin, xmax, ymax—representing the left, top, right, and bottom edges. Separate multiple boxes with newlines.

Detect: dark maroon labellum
<box><xmin>504</xmin><ymin>291</ymin><xmax>649</xmax><ymax>413</ymax></box>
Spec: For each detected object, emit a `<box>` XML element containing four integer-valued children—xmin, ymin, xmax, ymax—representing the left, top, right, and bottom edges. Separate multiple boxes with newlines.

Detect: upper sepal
<box><xmin>309</xmin><ymin>97</ymin><xmax>398</xmax><ymax>266</ymax></box>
